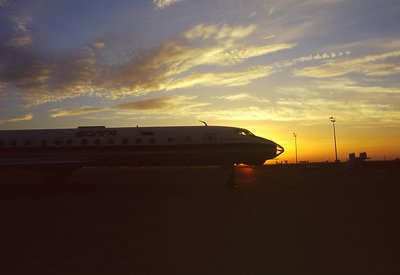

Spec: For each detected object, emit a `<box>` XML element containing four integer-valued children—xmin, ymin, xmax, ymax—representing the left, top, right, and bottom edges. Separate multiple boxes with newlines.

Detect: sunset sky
<box><xmin>1</xmin><ymin>0</ymin><xmax>399</xmax><ymax>162</ymax></box>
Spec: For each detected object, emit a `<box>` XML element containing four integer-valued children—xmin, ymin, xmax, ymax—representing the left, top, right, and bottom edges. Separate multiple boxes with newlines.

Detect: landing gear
<box><xmin>225</xmin><ymin>164</ymin><xmax>237</xmax><ymax>188</ymax></box>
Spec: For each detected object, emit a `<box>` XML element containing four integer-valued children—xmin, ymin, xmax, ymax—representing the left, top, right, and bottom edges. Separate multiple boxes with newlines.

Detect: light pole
<box><xmin>293</xmin><ymin>133</ymin><xmax>298</xmax><ymax>164</ymax></box>
<box><xmin>329</xmin><ymin>117</ymin><xmax>338</xmax><ymax>162</ymax></box>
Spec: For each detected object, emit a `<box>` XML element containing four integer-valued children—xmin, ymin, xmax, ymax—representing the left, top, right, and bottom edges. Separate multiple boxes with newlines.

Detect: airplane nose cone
<box><xmin>275</xmin><ymin>143</ymin><xmax>284</xmax><ymax>157</ymax></box>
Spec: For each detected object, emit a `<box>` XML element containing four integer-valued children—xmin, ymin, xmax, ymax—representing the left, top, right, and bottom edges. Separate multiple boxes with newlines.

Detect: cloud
<box><xmin>5</xmin><ymin>15</ymin><xmax>33</xmax><ymax>48</ymax></box>
<box><xmin>92</xmin><ymin>41</ymin><xmax>106</xmax><ymax>50</ymax></box>
<box><xmin>6</xmin><ymin>36</ymin><xmax>32</xmax><ymax>48</ymax></box>
<box><xmin>48</xmin><ymin>96</ymin><xmax>208</xmax><ymax>118</ymax></box>
<box><xmin>1</xmin><ymin>23</ymin><xmax>293</xmax><ymax>106</ymax></box>
<box><xmin>269</xmin><ymin>51</ymin><xmax>350</xmax><ymax>71</ymax></box>
<box><xmin>200</xmin><ymin>98</ymin><xmax>400</xmax><ymax>126</ymax></box>
<box><xmin>0</xmin><ymin>44</ymin><xmax>52</xmax><ymax>99</ymax></box>
<box><xmin>154</xmin><ymin>0</ymin><xmax>182</xmax><ymax>10</ymax></box>
<box><xmin>0</xmin><ymin>0</ymin><xmax>12</xmax><ymax>7</ymax></box>
<box><xmin>314</xmin><ymin>77</ymin><xmax>400</xmax><ymax>94</ymax></box>
<box><xmin>10</xmin><ymin>15</ymin><xmax>30</xmax><ymax>33</ymax></box>
<box><xmin>115</xmin><ymin>97</ymin><xmax>176</xmax><ymax>110</ymax></box>
<box><xmin>383</xmin><ymin>39</ymin><xmax>400</xmax><ymax>49</ymax></box>
<box><xmin>161</xmin><ymin>66</ymin><xmax>276</xmax><ymax>90</ymax></box>
<box><xmin>114</xmin><ymin>95</ymin><xmax>208</xmax><ymax>113</ymax></box>
<box><xmin>98</xmin><ymin>23</ymin><xmax>293</xmax><ymax>96</ymax></box>
<box><xmin>49</xmin><ymin>106</ymin><xmax>108</xmax><ymax>118</ymax></box>
<box><xmin>214</xmin><ymin>93</ymin><xmax>269</xmax><ymax>102</ymax></box>
<box><xmin>295</xmin><ymin>50</ymin><xmax>400</xmax><ymax>78</ymax></box>
<box><xmin>261</xmin><ymin>76</ymin><xmax>400</xmax><ymax>125</ymax></box>
<box><xmin>184</xmin><ymin>24</ymin><xmax>257</xmax><ymax>40</ymax></box>
<box><xmin>0</xmin><ymin>113</ymin><xmax>33</xmax><ymax>124</ymax></box>
<box><xmin>198</xmin><ymin>73</ymin><xmax>400</xmax><ymax>125</ymax></box>
<box><xmin>0</xmin><ymin>44</ymin><xmax>98</xmax><ymax>106</ymax></box>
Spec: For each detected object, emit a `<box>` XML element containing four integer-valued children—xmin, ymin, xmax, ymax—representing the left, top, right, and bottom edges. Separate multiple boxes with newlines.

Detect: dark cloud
<box><xmin>0</xmin><ymin>43</ymin><xmax>50</xmax><ymax>94</ymax></box>
<box><xmin>0</xmin><ymin>40</ymin><xmax>98</xmax><ymax>106</ymax></box>
<box><xmin>0</xmin><ymin>1</ymin><xmax>101</xmax><ymax>105</ymax></box>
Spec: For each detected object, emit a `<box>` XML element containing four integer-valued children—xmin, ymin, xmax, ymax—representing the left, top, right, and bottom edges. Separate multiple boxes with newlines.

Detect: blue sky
<box><xmin>1</xmin><ymin>0</ymin><xmax>400</xmax><ymax>161</ymax></box>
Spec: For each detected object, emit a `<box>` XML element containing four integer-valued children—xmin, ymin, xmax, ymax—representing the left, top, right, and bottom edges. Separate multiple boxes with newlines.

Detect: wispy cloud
<box><xmin>154</xmin><ymin>49</ymin><xmax>347</xmax><ymax>93</ymax></box>
<box><xmin>160</xmin><ymin>66</ymin><xmax>276</xmax><ymax>91</ymax></box>
<box><xmin>184</xmin><ymin>24</ymin><xmax>257</xmax><ymax>40</ymax></box>
<box><xmin>256</xmin><ymin>0</ymin><xmax>341</xmax><ymax>44</ymax></box>
<box><xmin>0</xmin><ymin>23</ymin><xmax>294</xmax><ymax>106</ymax></box>
<box><xmin>0</xmin><ymin>113</ymin><xmax>33</xmax><ymax>124</ymax></box>
<box><xmin>154</xmin><ymin>0</ymin><xmax>182</xmax><ymax>10</ymax></box>
<box><xmin>49</xmin><ymin>106</ymin><xmax>108</xmax><ymax>118</ymax></box>
<box><xmin>201</xmin><ymin>99</ymin><xmax>400</xmax><ymax>126</ymax></box>
<box><xmin>114</xmin><ymin>95</ymin><xmax>208</xmax><ymax>114</ymax></box>
<box><xmin>0</xmin><ymin>0</ymin><xmax>12</xmax><ymax>7</ymax></box>
<box><xmin>92</xmin><ymin>41</ymin><xmax>106</xmax><ymax>50</ymax></box>
<box><xmin>314</xmin><ymin>77</ymin><xmax>400</xmax><ymax>94</ymax></box>
<box><xmin>98</xmin><ymin>23</ymin><xmax>293</xmax><ymax>96</ymax></box>
<box><xmin>198</xmin><ymin>73</ymin><xmax>400</xmax><ymax>125</ymax></box>
<box><xmin>295</xmin><ymin>51</ymin><xmax>400</xmax><ymax>78</ymax></box>
<box><xmin>383</xmin><ymin>39</ymin><xmax>400</xmax><ymax>49</ymax></box>
<box><xmin>6</xmin><ymin>15</ymin><xmax>32</xmax><ymax>48</ymax></box>
<box><xmin>48</xmin><ymin>96</ymin><xmax>208</xmax><ymax>118</ymax></box>
<box><xmin>214</xmin><ymin>93</ymin><xmax>270</xmax><ymax>102</ymax></box>
<box><xmin>115</xmin><ymin>97</ymin><xmax>177</xmax><ymax>110</ymax></box>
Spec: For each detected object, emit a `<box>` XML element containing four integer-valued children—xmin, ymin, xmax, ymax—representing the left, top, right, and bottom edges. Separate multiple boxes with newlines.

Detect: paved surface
<box><xmin>1</xmin><ymin>166</ymin><xmax>399</xmax><ymax>274</ymax></box>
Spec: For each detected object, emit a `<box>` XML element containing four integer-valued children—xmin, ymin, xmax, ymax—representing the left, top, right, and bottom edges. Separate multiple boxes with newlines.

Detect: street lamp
<box><xmin>329</xmin><ymin>117</ymin><xmax>338</xmax><ymax>162</ymax></box>
<box><xmin>293</xmin><ymin>133</ymin><xmax>298</xmax><ymax>164</ymax></box>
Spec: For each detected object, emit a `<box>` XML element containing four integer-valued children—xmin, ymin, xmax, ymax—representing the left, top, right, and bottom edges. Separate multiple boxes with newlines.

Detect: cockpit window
<box><xmin>235</xmin><ymin>128</ymin><xmax>255</xmax><ymax>136</ymax></box>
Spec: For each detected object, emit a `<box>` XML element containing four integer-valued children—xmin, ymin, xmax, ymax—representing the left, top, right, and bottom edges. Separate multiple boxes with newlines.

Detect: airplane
<box><xmin>0</xmin><ymin>125</ymin><xmax>284</xmax><ymax>186</ymax></box>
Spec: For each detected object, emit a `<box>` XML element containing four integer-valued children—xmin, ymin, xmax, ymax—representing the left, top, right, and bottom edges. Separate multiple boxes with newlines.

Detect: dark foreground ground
<box><xmin>1</xmin><ymin>163</ymin><xmax>399</xmax><ymax>275</ymax></box>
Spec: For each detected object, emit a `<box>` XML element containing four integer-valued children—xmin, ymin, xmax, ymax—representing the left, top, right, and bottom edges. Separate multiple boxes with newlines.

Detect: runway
<box><xmin>1</xmin><ymin>165</ymin><xmax>399</xmax><ymax>274</ymax></box>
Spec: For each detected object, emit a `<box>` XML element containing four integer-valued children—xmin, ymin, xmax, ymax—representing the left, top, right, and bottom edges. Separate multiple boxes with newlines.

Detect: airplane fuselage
<box><xmin>0</xmin><ymin>126</ymin><xmax>284</xmax><ymax>170</ymax></box>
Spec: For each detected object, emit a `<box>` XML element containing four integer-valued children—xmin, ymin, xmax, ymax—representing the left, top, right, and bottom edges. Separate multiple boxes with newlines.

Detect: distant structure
<box><xmin>342</xmin><ymin>152</ymin><xmax>369</xmax><ymax>172</ymax></box>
